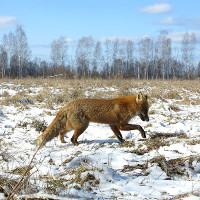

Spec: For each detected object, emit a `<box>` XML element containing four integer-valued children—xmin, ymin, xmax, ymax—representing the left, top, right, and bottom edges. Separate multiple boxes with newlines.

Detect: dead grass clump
<box><xmin>125</xmin><ymin>143</ymin><xmax>147</xmax><ymax>155</ymax></box>
<box><xmin>178</xmin><ymin>96</ymin><xmax>200</xmax><ymax>105</ymax></box>
<box><xmin>143</xmin><ymin>132</ymin><xmax>187</xmax><ymax>152</ymax></box>
<box><xmin>122</xmin><ymin>163</ymin><xmax>148</xmax><ymax>173</ymax></box>
<box><xmin>186</xmin><ymin>139</ymin><xmax>200</xmax><ymax>145</ymax></box>
<box><xmin>164</xmin><ymin>90</ymin><xmax>182</xmax><ymax>100</ymax></box>
<box><xmin>150</xmin><ymin>155</ymin><xmax>200</xmax><ymax>177</ymax></box>
<box><xmin>41</xmin><ymin>176</ymin><xmax>67</xmax><ymax>195</ymax></box>
<box><xmin>0</xmin><ymin>176</ymin><xmax>18</xmax><ymax>197</ymax></box>
<box><xmin>80</xmin><ymin>173</ymin><xmax>100</xmax><ymax>190</ymax></box>
<box><xmin>169</xmin><ymin>104</ymin><xmax>181</xmax><ymax>112</ymax></box>
<box><xmin>111</xmin><ymin>86</ymin><xmax>133</xmax><ymax>98</ymax></box>
<box><xmin>32</xmin><ymin>119</ymin><xmax>47</xmax><ymax>132</ymax></box>
<box><xmin>17</xmin><ymin>119</ymin><xmax>47</xmax><ymax>132</ymax></box>
<box><xmin>64</xmin><ymin>162</ymin><xmax>101</xmax><ymax>192</ymax></box>
<box><xmin>150</xmin><ymin>156</ymin><xmax>185</xmax><ymax>177</ymax></box>
<box><xmin>1</xmin><ymin>91</ymin><xmax>34</xmax><ymax>107</ymax></box>
<box><xmin>17</xmin><ymin>121</ymin><xmax>29</xmax><ymax>128</ymax></box>
<box><xmin>34</xmin><ymin>93</ymin><xmax>46</xmax><ymax>103</ymax></box>
<box><xmin>145</xmin><ymin>138</ymin><xmax>170</xmax><ymax>151</ymax></box>
<box><xmin>150</xmin><ymin>132</ymin><xmax>187</xmax><ymax>139</ymax></box>
<box><xmin>61</xmin><ymin>151</ymin><xmax>82</xmax><ymax>166</ymax></box>
<box><xmin>53</xmin><ymin>93</ymin><xmax>69</xmax><ymax>105</ymax></box>
<box><xmin>119</xmin><ymin>140</ymin><xmax>135</xmax><ymax>148</ymax></box>
<box><xmin>68</xmin><ymin>88</ymin><xmax>85</xmax><ymax>100</ymax></box>
<box><xmin>149</xmin><ymin>89</ymin><xmax>163</xmax><ymax>100</ymax></box>
<box><xmin>0</xmin><ymin>91</ymin><xmax>9</xmax><ymax>98</ymax></box>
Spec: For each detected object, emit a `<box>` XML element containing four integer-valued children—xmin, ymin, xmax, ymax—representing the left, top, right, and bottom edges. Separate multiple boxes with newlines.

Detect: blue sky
<box><xmin>1</xmin><ymin>0</ymin><xmax>200</xmax><ymax>60</ymax></box>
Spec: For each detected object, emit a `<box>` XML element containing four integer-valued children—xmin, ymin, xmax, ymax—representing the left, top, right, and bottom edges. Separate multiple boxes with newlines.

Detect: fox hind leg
<box><xmin>59</xmin><ymin>121</ymin><xmax>73</xmax><ymax>143</ymax></box>
<box><xmin>71</xmin><ymin>123</ymin><xmax>89</xmax><ymax>146</ymax></box>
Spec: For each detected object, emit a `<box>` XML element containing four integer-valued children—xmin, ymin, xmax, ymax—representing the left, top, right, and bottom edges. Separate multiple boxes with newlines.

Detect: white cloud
<box><xmin>157</xmin><ymin>16</ymin><xmax>178</xmax><ymax>25</ymax></box>
<box><xmin>139</xmin><ymin>3</ymin><xmax>172</xmax><ymax>14</ymax></box>
<box><xmin>168</xmin><ymin>32</ymin><xmax>184</xmax><ymax>42</ymax></box>
<box><xmin>65</xmin><ymin>37</ymin><xmax>72</xmax><ymax>43</ymax></box>
<box><xmin>156</xmin><ymin>15</ymin><xmax>200</xmax><ymax>28</ymax></box>
<box><xmin>169</xmin><ymin>31</ymin><xmax>200</xmax><ymax>42</ymax></box>
<box><xmin>0</xmin><ymin>16</ymin><xmax>17</xmax><ymax>29</ymax></box>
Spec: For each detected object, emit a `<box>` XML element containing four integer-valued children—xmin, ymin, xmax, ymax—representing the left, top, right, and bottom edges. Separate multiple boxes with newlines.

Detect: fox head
<box><xmin>136</xmin><ymin>92</ymin><xmax>149</xmax><ymax>122</ymax></box>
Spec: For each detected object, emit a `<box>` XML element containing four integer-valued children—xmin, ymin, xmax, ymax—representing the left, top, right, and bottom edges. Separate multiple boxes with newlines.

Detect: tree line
<box><xmin>0</xmin><ymin>25</ymin><xmax>200</xmax><ymax>79</ymax></box>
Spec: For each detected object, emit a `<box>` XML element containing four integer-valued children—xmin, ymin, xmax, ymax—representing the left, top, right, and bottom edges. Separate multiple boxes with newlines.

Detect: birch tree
<box><xmin>139</xmin><ymin>37</ymin><xmax>153</xmax><ymax>79</ymax></box>
<box><xmin>75</xmin><ymin>36</ymin><xmax>94</xmax><ymax>78</ymax></box>
<box><xmin>181</xmin><ymin>32</ymin><xmax>196</xmax><ymax>79</ymax></box>
<box><xmin>92</xmin><ymin>41</ymin><xmax>103</xmax><ymax>77</ymax></box>
<box><xmin>51</xmin><ymin>36</ymin><xmax>68</xmax><ymax>75</ymax></box>
<box><xmin>0</xmin><ymin>46</ymin><xmax>7</xmax><ymax>77</ymax></box>
<box><xmin>125</xmin><ymin>40</ymin><xmax>134</xmax><ymax>77</ymax></box>
<box><xmin>103</xmin><ymin>39</ymin><xmax>112</xmax><ymax>78</ymax></box>
<box><xmin>15</xmin><ymin>25</ymin><xmax>31</xmax><ymax>78</ymax></box>
<box><xmin>158</xmin><ymin>30</ymin><xmax>171</xmax><ymax>79</ymax></box>
<box><xmin>2</xmin><ymin>32</ymin><xmax>16</xmax><ymax>76</ymax></box>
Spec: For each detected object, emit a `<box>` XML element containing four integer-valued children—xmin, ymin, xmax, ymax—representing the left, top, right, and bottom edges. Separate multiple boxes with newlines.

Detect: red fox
<box><xmin>36</xmin><ymin>92</ymin><xmax>149</xmax><ymax>147</ymax></box>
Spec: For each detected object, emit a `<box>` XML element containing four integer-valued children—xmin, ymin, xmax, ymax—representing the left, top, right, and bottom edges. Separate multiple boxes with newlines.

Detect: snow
<box><xmin>0</xmin><ymin>81</ymin><xmax>200</xmax><ymax>199</ymax></box>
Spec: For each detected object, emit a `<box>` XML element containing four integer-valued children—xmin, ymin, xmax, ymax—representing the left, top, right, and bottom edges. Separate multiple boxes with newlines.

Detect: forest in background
<box><xmin>0</xmin><ymin>25</ymin><xmax>200</xmax><ymax>79</ymax></box>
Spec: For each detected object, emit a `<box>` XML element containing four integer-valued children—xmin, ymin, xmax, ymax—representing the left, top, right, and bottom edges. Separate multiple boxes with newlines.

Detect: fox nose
<box><xmin>145</xmin><ymin>116</ymin><xmax>149</xmax><ymax>122</ymax></box>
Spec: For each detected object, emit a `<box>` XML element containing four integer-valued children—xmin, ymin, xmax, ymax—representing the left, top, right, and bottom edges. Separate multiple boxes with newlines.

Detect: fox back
<box><xmin>65</xmin><ymin>94</ymin><xmax>148</xmax><ymax>125</ymax></box>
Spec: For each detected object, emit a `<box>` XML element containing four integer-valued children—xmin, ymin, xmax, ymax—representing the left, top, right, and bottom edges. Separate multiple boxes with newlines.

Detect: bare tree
<box><xmin>125</xmin><ymin>40</ymin><xmax>134</xmax><ymax>77</ymax></box>
<box><xmin>152</xmin><ymin>41</ymin><xmax>159</xmax><ymax>79</ymax></box>
<box><xmin>181</xmin><ymin>32</ymin><xmax>196</xmax><ymax>79</ymax></box>
<box><xmin>0</xmin><ymin>46</ymin><xmax>8</xmax><ymax>77</ymax></box>
<box><xmin>103</xmin><ymin>39</ymin><xmax>112</xmax><ymax>78</ymax></box>
<box><xmin>171</xmin><ymin>47</ymin><xmax>180</xmax><ymax>79</ymax></box>
<box><xmin>139</xmin><ymin>36</ymin><xmax>153</xmax><ymax>79</ymax></box>
<box><xmin>182</xmin><ymin>32</ymin><xmax>190</xmax><ymax>78</ymax></box>
<box><xmin>118</xmin><ymin>39</ymin><xmax>126</xmax><ymax>77</ymax></box>
<box><xmin>112</xmin><ymin>38</ymin><xmax>120</xmax><ymax>77</ymax></box>
<box><xmin>92</xmin><ymin>41</ymin><xmax>103</xmax><ymax>77</ymax></box>
<box><xmin>40</xmin><ymin>60</ymin><xmax>48</xmax><ymax>77</ymax></box>
<box><xmin>15</xmin><ymin>25</ymin><xmax>31</xmax><ymax>78</ymax></box>
<box><xmin>2</xmin><ymin>32</ymin><xmax>16</xmax><ymax>77</ymax></box>
<box><xmin>165</xmin><ymin>37</ymin><xmax>171</xmax><ymax>79</ymax></box>
<box><xmin>158</xmin><ymin>30</ymin><xmax>171</xmax><ymax>79</ymax></box>
<box><xmin>75</xmin><ymin>36</ymin><xmax>94</xmax><ymax>78</ymax></box>
<box><xmin>94</xmin><ymin>41</ymin><xmax>103</xmax><ymax>71</ymax></box>
<box><xmin>51</xmin><ymin>36</ymin><xmax>68</xmax><ymax>75</ymax></box>
<box><xmin>189</xmin><ymin>33</ymin><xmax>196</xmax><ymax>78</ymax></box>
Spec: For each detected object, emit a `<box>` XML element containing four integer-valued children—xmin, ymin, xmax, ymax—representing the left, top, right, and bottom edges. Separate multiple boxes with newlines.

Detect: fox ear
<box><xmin>136</xmin><ymin>92</ymin><xmax>144</xmax><ymax>103</ymax></box>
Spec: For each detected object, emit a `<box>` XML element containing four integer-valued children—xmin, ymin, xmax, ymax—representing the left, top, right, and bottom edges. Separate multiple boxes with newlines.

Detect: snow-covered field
<box><xmin>0</xmin><ymin>79</ymin><xmax>200</xmax><ymax>200</ymax></box>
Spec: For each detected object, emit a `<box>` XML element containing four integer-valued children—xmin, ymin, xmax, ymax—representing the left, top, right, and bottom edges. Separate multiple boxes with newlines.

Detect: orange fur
<box><xmin>36</xmin><ymin>92</ymin><xmax>149</xmax><ymax>147</ymax></box>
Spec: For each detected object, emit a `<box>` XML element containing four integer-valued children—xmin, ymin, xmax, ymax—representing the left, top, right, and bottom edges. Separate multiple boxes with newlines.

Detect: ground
<box><xmin>0</xmin><ymin>78</ymin><xmax>200</xmax><ymax>200</ymax></box>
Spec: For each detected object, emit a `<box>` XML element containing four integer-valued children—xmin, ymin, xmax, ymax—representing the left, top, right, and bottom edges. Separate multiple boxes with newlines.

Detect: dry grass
<box><xmin>1</xmin><ymin>78</ymin><xmax>200</xmax><ymax>107</ymax></box>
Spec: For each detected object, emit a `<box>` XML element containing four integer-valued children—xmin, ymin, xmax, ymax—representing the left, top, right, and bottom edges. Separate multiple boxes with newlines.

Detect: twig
<box><xmin>6</xmin><ymin>144</ymin><xmax>42</xmax><ymax>200</ymax></box>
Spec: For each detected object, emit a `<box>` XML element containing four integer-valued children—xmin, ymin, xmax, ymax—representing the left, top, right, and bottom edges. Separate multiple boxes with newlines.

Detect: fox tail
<box><xmin>36</xmin><ymin>110</ymin><xmax>67</xmax><ymax>148</ymax></box>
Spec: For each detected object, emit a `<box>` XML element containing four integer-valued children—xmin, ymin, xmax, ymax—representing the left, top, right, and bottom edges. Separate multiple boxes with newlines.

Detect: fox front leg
<box><xmin>119</xmin><ymin>124</ymin><xmax>146</xmax><ymax>138</ymax></box>
<box><xmin>109</xmin><ymin>125</ymin><xmax>125</xmax><ymax>143</ymax></box>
